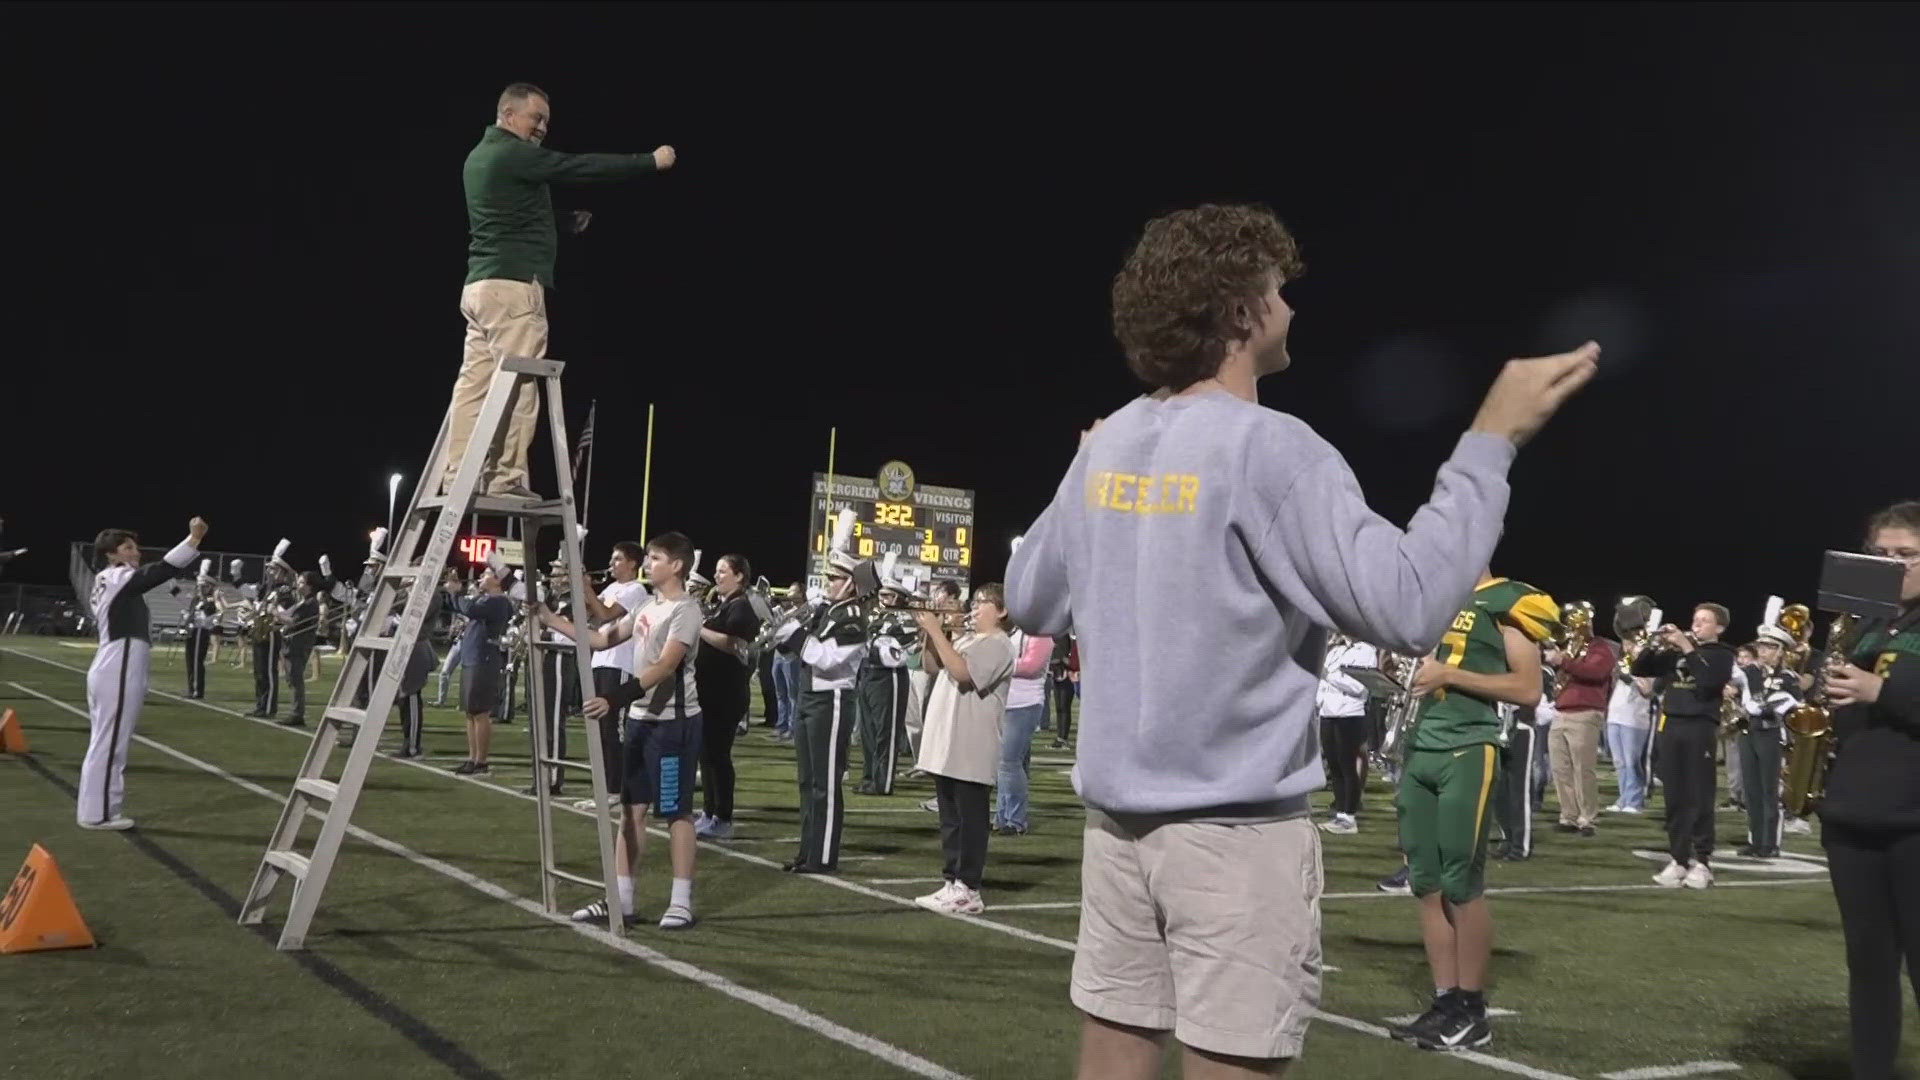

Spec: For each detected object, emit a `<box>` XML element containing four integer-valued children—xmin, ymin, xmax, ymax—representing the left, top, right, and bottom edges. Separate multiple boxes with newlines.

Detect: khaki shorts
<box><xmin>1072</xmin><ymin>809</ymin><xmax>1323</xmax><ymax>1060</ymax></box>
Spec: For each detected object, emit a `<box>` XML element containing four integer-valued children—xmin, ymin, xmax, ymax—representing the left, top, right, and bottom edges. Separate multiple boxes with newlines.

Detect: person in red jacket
<box><xmin>1545</xmin><ymin>622</ymin><xmax>1619</xmax><ymax>835</ymax></box>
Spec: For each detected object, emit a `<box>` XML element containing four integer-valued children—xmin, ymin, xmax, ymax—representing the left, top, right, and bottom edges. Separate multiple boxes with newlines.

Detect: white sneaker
<box><xmin>80</xmin><ymin>816</ymin><xmax>136</xmax><ymax>831</ymax></box>
<box><xmin>1319</xmin><ymin>814</ymin><xmax>1358</xmax><ymax>835</ymax></box>
<box><xmin>1617</xmin><ymin>805</ymin><xmax>1643</xmax><ymax>815</ymax></box>
<box><xmin>919</xmin><ymin>798</ymin><xmax>940</xmax><ymax>813</ymax></box>
<box><xmin>1783</xmin><ymin>818</ymin><xmax>1812</xmax><ymax>835</ymax></box>
<box><xmin>695</xmin><ymin>817</ymin><xmax>733</xmax><ymax>840</ymax></box>
<box><xmin>1602</xmin><ymin>803</ymin><xmax>1623</xmax><ymax>814</ymax></box>
<box><xmin>1684</xmin><ymin>862</ymin><xmax>1714</xmax><ymax>890</ymax></box>
<box><xmin>950</xmin><ymin>885</ymin><xmax>985</xmax><ymax>915</ymax></box>
<box><xmin>1652</xmin><ymin>859</ymin><xmax>1689</xmax><ymax>888</ymax></box>
<box><xmin>914</xmin><ymin>881</ymin><xmax>964</xmax><ymax>910</ymax></box>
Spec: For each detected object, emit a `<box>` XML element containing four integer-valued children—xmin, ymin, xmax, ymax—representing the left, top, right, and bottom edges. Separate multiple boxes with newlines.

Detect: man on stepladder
<box><xmin>446</xmin><ymin>82</ymin><xmax>676</xmax><ymax>499</ymax></box>
<box><xmin>81</xmin><ymin>517</ymin><xmax>208</xmax><ymax>830</ymax></box>
<box><xmin>540</xmin><ymin>533</ymin><xmax>704</xmax><ymax>930</ymax></box>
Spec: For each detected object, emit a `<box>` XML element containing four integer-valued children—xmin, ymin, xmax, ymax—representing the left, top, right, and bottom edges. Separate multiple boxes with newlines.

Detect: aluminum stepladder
<box><xmin>239</xmin><ymin>356</ymin><xmax>622</xmax><ymax>949</ymax></box>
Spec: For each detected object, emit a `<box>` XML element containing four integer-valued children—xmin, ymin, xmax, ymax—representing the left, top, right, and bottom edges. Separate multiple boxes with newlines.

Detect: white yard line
<box><xmin>1600</xmin><ymin>1061</ymin><xmax>1741</xmax><ymax>1080</ymax></box>
<box><xmin>987</xmin><ymin>901</ymin><xmax>1082</xmax><ymax>911</ymax></box>
<box><xmin>1323</xmin><ymin>878</ymin><xmax>1826</xmax><ymax>901</ymax></box>
<box><xmin>867</xmin><ymin>877</ymin><xmax>951</xmax><ymax>886</ymax></box>
<box><xmin>12</xmin><ymin>681</ymin><xmax>968</xmax><ymax>1080</ymax></box>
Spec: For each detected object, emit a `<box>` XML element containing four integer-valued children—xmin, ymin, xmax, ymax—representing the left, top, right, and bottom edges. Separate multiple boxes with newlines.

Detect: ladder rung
<box><xmin>381</xmin><ymin>564</ymin><xmax>432</xmax><ymax>581</ymax></box>
<box><xmin>325</xmin><ymin>706</ymin><xmax>367</xmax><ymax>727</ymax></box>
<box><xmin>294</xmin><ymin>778</ymin><xmax>339</xmax><ymax>803</ymax></box>
<box><xmin>264</xmin><ymin>850</ymin><xmax>311</xmax><ymax>879</ymax></box>
<box><xmin>536</xmin><ymin>757</ymin><xmax>590</xmax><ymax>770</ymax></box>
<box><xmin>415</xmin><ymin>493</ymin><xmax>567</xmax><ymax>518</ymax></box>
<box><xmin>547</xmin><ymin>868</ymin><xmax>603</xmax><ymax>890</ymax></box>
<box><xmin>354</xmin><ymin>637</ymin><xmax>394</xmax><ymax>652</ymax></box>
<box><xmin>501</xmin><ymin>356</ymin><xmax>564</xmax><ymax>377</ymax></box>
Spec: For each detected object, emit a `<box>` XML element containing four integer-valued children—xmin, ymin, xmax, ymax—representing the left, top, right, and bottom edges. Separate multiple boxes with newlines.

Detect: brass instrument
<box><xmin>1617</xmin><ymin>604</ymin><xmax>1664</xmax><ymax>678</ymax></box>
<box><xmin>1376</xmin><ymin>652</ymin><xmax>1423</xmax><ymax>765</ymax></box>
<box><xmin>1777</xmin><ymin>602</ymin><xmax>1814</xmax><ymax>673</ymax></box>
<box><xmin>1781</xmin><ymin>612</ymin><xmax>1865</xmax><ymax>817</ymax></box>
<box><xmin>1551</xmin><ymin>601</ymin><xmax>1594</xmax><ymax>697</ymax></box>
<box><xmin>1719</xmin><ymin>678</ymin><xmax>1747</xmax><ymax>736</ymax></box>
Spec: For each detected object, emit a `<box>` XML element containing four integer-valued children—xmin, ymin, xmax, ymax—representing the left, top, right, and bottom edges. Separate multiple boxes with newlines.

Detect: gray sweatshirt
<box><xmin>1005</xmin><ymin>388</ymin><xmax>1513</xmax><ymax>817</ymax></box>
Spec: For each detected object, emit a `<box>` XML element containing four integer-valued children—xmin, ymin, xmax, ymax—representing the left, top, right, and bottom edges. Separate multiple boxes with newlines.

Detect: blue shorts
<box><xmin>623</xmin><ymin>713</ymin><xmax>703</xmax><ymax>816</ymax></box>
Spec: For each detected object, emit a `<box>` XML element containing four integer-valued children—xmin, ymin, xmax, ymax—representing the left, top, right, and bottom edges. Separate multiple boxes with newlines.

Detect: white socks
<box><xmin>670</xmin><ymin>878</ymin><xmax>693</xmax><ymax>911</ymax></box>
<box><xmin>617</xmin><ymin>876</ymin><xmax>635</xmax><ymax>916</ymax></box>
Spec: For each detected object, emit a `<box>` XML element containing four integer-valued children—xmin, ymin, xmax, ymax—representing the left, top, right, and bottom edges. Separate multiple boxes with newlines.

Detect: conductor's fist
<box><xmin>653</xmin><ymin>145</ymin><xmax>677</xmax><ymax>170</ymax></box>
<box><xmin>189</xmin><ymin>516</ymin><xmax>210</xmax><ymax>538</ymax></box>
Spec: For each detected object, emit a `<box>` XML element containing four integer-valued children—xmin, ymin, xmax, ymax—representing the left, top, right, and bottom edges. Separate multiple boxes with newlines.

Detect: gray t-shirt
<box><xmin>624</xmin><ymin>595</ymin><xmax>703</xmax><ymax>720</ymax></box>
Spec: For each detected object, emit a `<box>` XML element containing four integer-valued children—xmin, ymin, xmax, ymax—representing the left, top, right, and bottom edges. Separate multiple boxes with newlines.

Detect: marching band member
<box><xmin>1605</xmin><ymin>596</ymin><xmax>1659</xmax><ymax>814</ymax></box>
<box><xmin>1543</xmin><ymin>604</ymin><xmax>1616</xmax><ymax>837</ymax></box>
<box><xmin>184</xmin><ymin>560</ymin><xmax>220</xmax><ymax>699</ymax></box>
<box><xmin>856</xmin><ymin>555</ymin><xmax>917</xmax><ymax>797</ymax></box>
<box><xmin>276</xmin><ymin>571</ymin><xmax>324</xmax><ymax>727</ymax></box>
<box><xmin>1491</xmin><ymin>666</ymin><xmax>1550</xmax><ymax>862</ymax></box>
<box><xmin>694</xmin><ymin>554</ymin><xmax>762</xmax><ymax>839</ymax></box>
<box><xmin>1634</xmin><ymin>602</ymin><xmax>1737</xmax><ymax>889</ymax></box>
<box><xmin>443</xmin><ymin>557</ymin><xmax>515</xmax><ymax>776</ymax></box>
<box><xmin>1735</xmin><ymin>623</ymin><xmax>1802</xmax><ymax>858</ymax></box>
<box><xmin>243</xmin><ymin>539</ymin><xmax>296</xmax><ymax>719</ymax></box>
<box><xmin>541</xmin><ymin>532</ymin><xmax>705</xmax><ymax>930</ymax></box>
<box><xmin>775</xmin><ymin>512</ymin><xmax>868</xmax><ymax>875</ymax></box>
<box><xmin>1819</xmin><ymin>501</ymin><xmax>1920</xmax><ymax>1080</ymax></box>
<box><xmin>1393</xmin><ymin>572</ymin><xmax>1559</xmax><ymax>1051</ymax></box>
<box><xmin>1316</xmin><ymin>632</ymin><xmax>1378</xmax><ymax>835</ymax></box>
<box><xmin>80</xmin><ymin>517</ymin><xmax>208</xmax><ymax>830</ymax></box>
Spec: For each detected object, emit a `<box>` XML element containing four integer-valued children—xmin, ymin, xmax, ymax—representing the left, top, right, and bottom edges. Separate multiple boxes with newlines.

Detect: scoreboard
<box><xmin>806</xmin><ymin>460</ymin><xmax>975</xmax><ymax>597</ymax></box>
<box><xmin>455</xmin><ymin>535</ymin><xmax>525</xmax><ymax>569</ymax></box>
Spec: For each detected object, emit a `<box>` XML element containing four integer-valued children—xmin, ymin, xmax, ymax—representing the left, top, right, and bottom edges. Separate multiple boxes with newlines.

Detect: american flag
<box><xmin>571</xmin><ymin>401</ymin><xmax>596</xmax><ymax>481</ymax></box>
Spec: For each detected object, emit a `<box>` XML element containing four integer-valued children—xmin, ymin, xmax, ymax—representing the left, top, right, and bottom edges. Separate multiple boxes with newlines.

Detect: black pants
<box><xmin>534</xmin><ymin>650</ymin><xmax>573</xmax><ymax>788</ymax></box>
<box><xmin>757</xmin><ymin>650</ymin><xmax>779</xmax><ymax>724</ymax></box>
<box><xmin>1320</xmin><ymin>713</ymin><xmax>1369</xmax><ymax>816</ymax></box>
<box><xmin>397</xmin><ymin>692</ymin><xmax>424</xmax><ymax>755</ymax></box>
<box><xmin>1052</xmin><ymin>678</ymin><xmax>1076</xmax><ymax>741</ymax></box>
<box><xmin>252</xmin><ymin>635</ymin><xmax>282</xmax><ymax>715</ymax></box>
<box><xmin>1657</xmin><ymin>718</ymin><xmax>1719</xmax><ymax>865</ymax></box>
<box><xmin>794</xmin><ymin>688</ymin><xmax>855</xmax><ymax>870</ymax></box>
<box><xmin>1824</xmin><ymin>820</ymin><xmax>1920</xmax><ymax>1080</ymax></box>
<box><xmin>185</xmin><ymin>625</ymin><xmax>214</xmax><ymax>698</ymax></box>
<box><xmin>591</xmin><ymin>667</ymin><xmax>629</xmax><ymax>795</ymax></box>
<box><xmin>1495</xmin><ymin>724</ymin><xmax>1538</xmax><ymax>856</ymax></box>
<box><xmin>857</xmin><ymin>669</ymin><xmax>908</xmax><ymax>794</ymax></box>
<box><xmin>700</xmin><ymin>688</ymin><xmax>746</xmax><ymax>821</ymax></box>
<box><xmin>935</xmin><ymin>774</ymin><xmax>991</xmax><ymax>889</ymax></box>
<box><xmin>285</xmin><ymin>643</ymin><xmax>312</xmax><ymax>719</ymax></box>
<box><xmin>1737</xmin><ymin>727</ymin><xmax>1784</xmax><ymax>852</ymax></box>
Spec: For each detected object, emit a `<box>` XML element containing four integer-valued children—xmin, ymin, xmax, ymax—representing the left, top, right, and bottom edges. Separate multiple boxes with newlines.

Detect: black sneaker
<box><xmin>1416</xmin><ymin>1001</ymin><xmax>1491</xmax><ymax>1051</ymax></box>
<box><xmin>1578</xmin><ymin>825</ymin><xmax>1596</xmax><ymax>838</ymax></box>
<box><xmin>1392</xmin><ymin>995</ymin><xmax>1457</xmax><ymax>1043</ymax></box>
<box><xmin>1554</xmin><ymin>822</ymin><xmax>1579</xmax><ymax>833</ymax></box>
<box><xmin>1377</xmin><ymin>865</ymin><xmax>1412</xmax><ymax>894</ymax></box>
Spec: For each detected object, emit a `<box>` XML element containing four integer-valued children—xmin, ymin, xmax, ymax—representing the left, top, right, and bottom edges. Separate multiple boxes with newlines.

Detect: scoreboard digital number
<box><xmin>806</xmin><ymin>461</ymin><xmax>975</xmax><ymax>597</ymax></box>
<box><xmin>456</xmin><ymin>536</ymin><xmax>525</xmax><ymax>568</ymax></box>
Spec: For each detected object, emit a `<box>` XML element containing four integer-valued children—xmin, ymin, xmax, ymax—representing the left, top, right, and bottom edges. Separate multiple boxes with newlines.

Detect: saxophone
<box><xmin>1780</xmin><ymin>612</ymin><xmax>1865</xmax><ymax>817</ymax></box>
<box><xmin>1377</xmin><ymin>652</ymin><xmax>1423</xmax><ymax>765</ymax></box>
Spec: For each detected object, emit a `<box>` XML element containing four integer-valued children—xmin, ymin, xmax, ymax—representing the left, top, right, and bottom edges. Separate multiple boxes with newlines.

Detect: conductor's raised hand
<box><xmin>1469</xmin><ymin>342</ymin><xmax>1601</xmax><ymax>448</ymax></box>
<box><xmin>189</xmin><ymin>516</ymin><xmax>210</xmax><ymax>542</ymax></box>
<box><xmin>653</xmin><ymin>145</ymin><xmax>677</xmax><ymax>171</ymax></box>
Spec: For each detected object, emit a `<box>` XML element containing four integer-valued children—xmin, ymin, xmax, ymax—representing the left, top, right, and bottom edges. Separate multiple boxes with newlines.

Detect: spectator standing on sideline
<box><xmin>997</xmin><ymin>624</ymin><xmax>1055</xmax><ymax>834</ymax></box>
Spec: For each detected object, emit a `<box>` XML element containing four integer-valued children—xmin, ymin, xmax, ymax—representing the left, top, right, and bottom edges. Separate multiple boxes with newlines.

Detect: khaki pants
<box><xmin>1549</xmin><ymin>708</ymin><xmax>1605</xmax><ymax>827</ymax></box>
<box><xmin>445</xmin><ymin>279</ymin><xmax>546</xmax><ymax>494</ymax></box>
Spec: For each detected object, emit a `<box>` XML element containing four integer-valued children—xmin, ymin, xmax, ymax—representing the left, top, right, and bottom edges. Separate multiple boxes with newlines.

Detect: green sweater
<box><xmin>463</xmin><ymin>125</ymin><xmax>658</xmax><ymax>289</ymax></box>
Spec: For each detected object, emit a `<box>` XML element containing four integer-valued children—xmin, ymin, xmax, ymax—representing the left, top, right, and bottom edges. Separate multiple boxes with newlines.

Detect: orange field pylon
<box><xmin>0</xmin><ymin>708</ymin><xmax>27</xmax><ymax>754</ymax></box>
<box><xmin>0</xmin><ymin>844</ymin><xmax>97</xmax><ymax>954</ymax></box>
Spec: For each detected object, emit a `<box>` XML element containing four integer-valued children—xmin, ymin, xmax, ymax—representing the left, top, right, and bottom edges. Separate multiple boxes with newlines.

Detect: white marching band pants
<box><xmin>81</xmin><ymin>638</ymin><xmax>150</xmax><ymax>825</ymax></box>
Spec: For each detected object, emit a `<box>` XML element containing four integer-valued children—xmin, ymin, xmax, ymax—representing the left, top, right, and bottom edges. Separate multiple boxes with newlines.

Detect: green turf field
<box><xmin>1</xmin><ymin>636</ymin><xmax>1908</xmax><ymax>1079</ymax></box>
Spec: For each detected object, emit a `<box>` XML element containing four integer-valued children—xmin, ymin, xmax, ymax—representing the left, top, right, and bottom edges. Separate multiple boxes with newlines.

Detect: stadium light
<box><xmin>387</xmin><ymin>473</ymin><xmax>404</xmax><ymax>542</ymax></box>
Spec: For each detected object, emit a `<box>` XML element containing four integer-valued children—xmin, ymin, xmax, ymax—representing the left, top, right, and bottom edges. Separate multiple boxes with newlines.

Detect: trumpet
<box><xmin>1617</xmin><ymin>605</ymin><xmax>1664</xmax><ymax>677</ymax></box>
<box><xmin>1551</xmin><ymin>601</ymin><xmax>1594</xmax><ymax>697</ymax></box>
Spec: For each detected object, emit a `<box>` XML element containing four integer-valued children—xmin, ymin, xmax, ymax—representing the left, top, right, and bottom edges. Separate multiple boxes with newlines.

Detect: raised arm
<box><xmin>129</xmin><ymin>517</ymin><xmax>208</xmax><ymax>594</ymax></box>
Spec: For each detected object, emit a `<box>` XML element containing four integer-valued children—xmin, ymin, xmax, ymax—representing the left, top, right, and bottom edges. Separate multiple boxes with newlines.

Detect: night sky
<box><xmin>14</xmin><ymin>2</ymin><xmax>1919</xmax><ymax>638</ymax></box>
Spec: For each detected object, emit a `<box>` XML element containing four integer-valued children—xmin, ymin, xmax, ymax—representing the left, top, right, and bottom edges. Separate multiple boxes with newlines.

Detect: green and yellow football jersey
<box><xmin>1409</xmin><ymin>577</ymin><xmax>1560</xmax><ymax>751</ymax></box>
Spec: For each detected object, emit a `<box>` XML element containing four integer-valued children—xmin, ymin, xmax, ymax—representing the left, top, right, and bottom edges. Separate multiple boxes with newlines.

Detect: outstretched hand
<box><xmin>653</xmin><ymin>145</ymin><xmax>677</xmax><ymax>170</ymax></box>
<box><xmin>189</xmin><ymin>516</ymin><xmax>210</xmax><ymax>542</ymax></box>
<box><xmin>1469</xmin><ymin>342</ymin><xmax>1601</xmax><ymax>448</ymax></box>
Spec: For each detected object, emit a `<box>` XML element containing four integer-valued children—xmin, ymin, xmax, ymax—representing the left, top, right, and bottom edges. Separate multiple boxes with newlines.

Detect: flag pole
<box><xmin>821</xmin><ymin>427</ymin><xmax>837</xmax><ymax>578</ymax></box>
<box><xmin>581</xmin><ymin>399</ymin><xmax>597</xmax><ymax>531</ymax></box>
<box><xmin>639</xmin><ymin>403</ymin><xmax>656</xmax><ymax>543</ymax></box>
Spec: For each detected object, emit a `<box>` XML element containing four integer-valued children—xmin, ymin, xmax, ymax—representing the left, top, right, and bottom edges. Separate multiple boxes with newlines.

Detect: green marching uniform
<box><xmin>1397</xmin><ymin>579</ymin><xmax>1560</xmax><ymax>902</ymax></box>
<box><xmin>858</xmin><ymin>605</ymin><xmax>915</xmax><ymax>795</ymax></box>
<box><xmin>791</xmin><ymin>595</ymin><xmax>868</xmax><ymax>871</ymax></box>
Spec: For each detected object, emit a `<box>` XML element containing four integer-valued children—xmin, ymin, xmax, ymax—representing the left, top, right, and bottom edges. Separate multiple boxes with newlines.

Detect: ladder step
<box><xmin>381</xmin><ymin>564</ymin><xmax>433</xmax><ymax>581</ymax></box>
<box><xmin>325</xmin><ymin>706</ymin><xmax>368</xmax><ymax>727</ymax></box>
<box><xmin>536</xmin><ymin>757</ymin><xmax>590</xmax><ymax>770</ymax></box>
<box><xmin>294</xmin><ymin>778</ymin><xmax>340</xmax><ymax>803</ymax></box>
<box><xmin>547</xmin><ymin>868</ymin><xmax>603</xmax><ymax>890</ymax></box>
<box><xmin>264</xmin><ymin>850</ymin><xmax>312</xmax><ymax>879</ymax></box>
<box><xmin>415</xmin><ymin>493</ymin><xmax>568</xmax><ymax>518</ymax></box>
<box><xmin>353</xmin><ymin>637</ymin><xmax>394</xmax><ymax>652</ymax></box>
